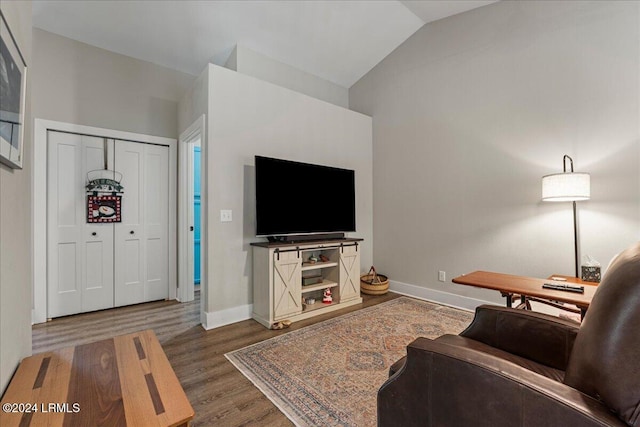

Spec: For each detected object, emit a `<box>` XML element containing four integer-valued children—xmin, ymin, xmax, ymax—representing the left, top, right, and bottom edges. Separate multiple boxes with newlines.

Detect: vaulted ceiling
<box><xmin>32</xmin><ymin>1</ymin><xmax>497</xmax><ymax>87</ymax></box>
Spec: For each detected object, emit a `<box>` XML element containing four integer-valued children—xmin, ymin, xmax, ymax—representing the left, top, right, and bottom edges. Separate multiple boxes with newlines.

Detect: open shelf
<box><xmin>301</xmin><ymin>280</ymin><xmax>338</xmax><ymax>294</ymax></box>
<box><xmin>301</xmin><ymin>261</ymin><xmax>338</xmax><ymax>271</ymax></box>
<box><xmin>303</xmin><ymin>300</ymin><xmax>335</xmax><ymax>312</ymax></box>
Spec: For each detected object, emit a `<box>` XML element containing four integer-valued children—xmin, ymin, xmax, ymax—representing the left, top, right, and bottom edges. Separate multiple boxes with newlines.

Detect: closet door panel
<box><xmin>114</xmin><ymin>141</ymin><xmax>145</xmax><ymax>306</ymax></box>
<box><xmin>81</xmin><ymin>136</ymin><xmax>114</xmax><ymax>312</ymax></box>
<box><xmin>47</xmin><ymin>132</ymin><xmax>82</xmax><ymax>317</ymax></box>
<box><xmin>144</xmin><ymin>145</ymin><xmax>169</xmax><ymax>301</ymax></box>
<box><xmin>48</xmin><ymin>133</ymin><xmax>115</xmax><ymax>316</ymax></box>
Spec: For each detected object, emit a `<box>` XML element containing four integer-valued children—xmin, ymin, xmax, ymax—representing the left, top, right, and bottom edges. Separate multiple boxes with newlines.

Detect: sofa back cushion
<box><xmin>564</xmin><ymin>242</ymin><xmax>640</xmax><ymax>427</ymax></box>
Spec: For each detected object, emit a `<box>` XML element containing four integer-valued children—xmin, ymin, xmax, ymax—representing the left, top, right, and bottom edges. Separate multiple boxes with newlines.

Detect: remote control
<box><xmin>542</xmin><ymin>283</ymin><xmax>584</xmax><ymax>294</ymax></box>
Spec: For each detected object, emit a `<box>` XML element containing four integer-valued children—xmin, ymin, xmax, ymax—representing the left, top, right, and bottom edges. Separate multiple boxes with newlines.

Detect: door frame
<box><xmin>177</xmin><ymin>116</ymin><xmax>205</xmax><ymax>303</ymax></box>
<box><xmin>33</xmin><ymin>119</ymin><xmax>178</xmax><ymax>324</ymax></box>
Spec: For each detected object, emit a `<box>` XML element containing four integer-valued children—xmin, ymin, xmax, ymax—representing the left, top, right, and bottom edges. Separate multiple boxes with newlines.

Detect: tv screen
<box><xmin>255</xmin><ymin>156</ymin><xmax>356</xmax><ymax>237</ymax></box>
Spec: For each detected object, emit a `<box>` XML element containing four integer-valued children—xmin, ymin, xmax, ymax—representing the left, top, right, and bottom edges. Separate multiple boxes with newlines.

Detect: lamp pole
<box><xmin>563</xmin><ymin>155</ymin><xmax>580</xmax><ymax>278</ymax></box>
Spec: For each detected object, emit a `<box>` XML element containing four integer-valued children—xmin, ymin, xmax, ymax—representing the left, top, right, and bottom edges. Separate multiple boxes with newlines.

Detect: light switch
<box><xmin>220</xmin><ymin>209</ymin><xmax>232</xmax><ymax>222</ymax></box>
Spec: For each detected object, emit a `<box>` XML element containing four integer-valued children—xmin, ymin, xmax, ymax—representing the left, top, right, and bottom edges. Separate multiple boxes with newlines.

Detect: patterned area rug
<box><xmin>226</xmin><ymin>297</ymin><xmax>474</xmax><ymax>426</ymax></box>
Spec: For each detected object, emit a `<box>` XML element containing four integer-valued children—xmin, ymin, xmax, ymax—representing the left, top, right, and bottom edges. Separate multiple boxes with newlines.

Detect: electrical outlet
<box><xmin>220</xmin><ymin>209</ymin><xmax>232</xmax><ymax>222</ymax></box>
<box><xmin>438</xmin><ymin>271</ymin><xmax>446</xmax><ymax>282</ymax></box>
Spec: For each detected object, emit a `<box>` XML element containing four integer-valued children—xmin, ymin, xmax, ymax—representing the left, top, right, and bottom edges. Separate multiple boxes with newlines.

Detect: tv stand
<box><xmin>267</xmin><ymin>233</ymin><xmax>345</xmax><ymax>243</ymax></box>
<box><xmin>251</xmin><ymin>238</ymin><xmax>363</xmax><ymax>328</ymax></box>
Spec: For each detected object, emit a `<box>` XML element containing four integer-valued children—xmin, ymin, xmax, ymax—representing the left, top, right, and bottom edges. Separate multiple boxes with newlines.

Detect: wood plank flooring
<box><xmin>32</xmin><ymin>292</ymin><xmax>400</xmax><ymax>426</ymax></box>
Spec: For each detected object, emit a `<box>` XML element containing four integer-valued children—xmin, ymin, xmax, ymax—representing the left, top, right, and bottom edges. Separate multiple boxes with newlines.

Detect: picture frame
<box><xmin>0</xmin><ymin>10</ymin><xmax>27</xmax><ymax>169</ymax></box>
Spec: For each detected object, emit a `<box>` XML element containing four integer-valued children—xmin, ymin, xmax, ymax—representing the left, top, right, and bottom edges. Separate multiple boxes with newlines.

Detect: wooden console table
<box><xmin>452</xmin><ymin>271</ymin><xmax>598</xmax><ymax>319</ymax></box>
<box><xmin>0</xmin><ymin>330</ymin><xmax>193</xmax><ymax>427</ymax></box>
<box><xmin>251</xmin><ymin>238</ymin><xmax>363</xmax><ymax>328</ymax></box>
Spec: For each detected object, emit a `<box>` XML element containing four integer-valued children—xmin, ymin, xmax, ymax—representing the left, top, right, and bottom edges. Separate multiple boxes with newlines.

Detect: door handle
<box><xmin>190</xmin><ymin>226</ymin><xmax>194</xmax><ymax>231</ymax></box>
<box><xmin>92</xmin><ymin>232</ymin><xmax>97</xmax><ymax>236</ymax></box>
<box><xmin>130</xmin><ymin>230</ymin><xmax>135</xmax><ymax>235</ymax></box>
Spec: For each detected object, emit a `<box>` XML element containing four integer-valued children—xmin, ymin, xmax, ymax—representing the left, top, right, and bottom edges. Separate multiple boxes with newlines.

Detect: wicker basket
<box><xmin>360</xmin><ymin>266</ymin><xmax>389</xmax><ymax>295</ymax></box>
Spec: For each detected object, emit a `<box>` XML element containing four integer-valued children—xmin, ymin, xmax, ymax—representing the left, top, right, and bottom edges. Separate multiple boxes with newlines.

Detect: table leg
<box><xmin>501</xmin><ymin>292</ymin><xmax>513</xmax><ymax>308</ymax></box>
<box><xmin>580</xmin><ymin>307</ymin><xmax>587</xmax><ymax>320</ymax></box>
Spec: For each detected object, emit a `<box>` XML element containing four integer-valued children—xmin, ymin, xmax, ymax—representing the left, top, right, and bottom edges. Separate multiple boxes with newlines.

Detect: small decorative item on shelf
<box><xmin>322</xmin><ymin>288</ymin><xmax>333</xmax><ymax>304</ymax></box>
<box><xmin>305</xmin><ymin>297</ymin><xmax>316</xmax><ymax>305</ymax></box>
<box><xmin>360</xmin><ymin>266</ymin><xmax>389</xmax><ymax>295</ymax></box>
<box><xmin>309</xmin><ymin>255</ymin><xmax>319</xmax><ymax>263</ymax></box>
<box><xmin>319</xmin><ymin>254</ymin><xmax>330</xmax><ymax>262</ymax></box>
<box><xmin>581</xmin><ymin>255</ymin><xmax>601</xmax><ymax>283</ymax></box>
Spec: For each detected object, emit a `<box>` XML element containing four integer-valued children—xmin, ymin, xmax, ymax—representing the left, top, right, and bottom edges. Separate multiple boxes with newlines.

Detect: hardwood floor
<box><xmin>32</xmin><ymin>292</ymin><xmax>400</xmax><ymax>426</ymax></box>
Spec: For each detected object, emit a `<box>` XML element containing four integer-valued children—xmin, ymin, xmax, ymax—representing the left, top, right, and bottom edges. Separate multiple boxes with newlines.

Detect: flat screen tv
<box><xmin>255</xmin><ymin>156</ymin><xmax>356</xmax><ymax>237</ymax></box>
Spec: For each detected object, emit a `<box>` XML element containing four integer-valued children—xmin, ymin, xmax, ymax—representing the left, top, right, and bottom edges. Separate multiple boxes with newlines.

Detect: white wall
<box><xmin>178</xmin><ymin>69</ymin><xmax>209</xmax><ymax>136</ymax></box>
<box><xmin>178</xmin><ymin>69</ymin><xmax>209</xmax><ymax>319</ymax></box>
<box><xmin>196</xmin><ymin>65</ymin><xmax>372</xmax><ymax>326</ymax></box>
<box><xmin>32</xmin><ymin>29</ymin><xmax>195</xmax><ymax>138</ymax></box>
<box><xmin>350</xmin><ymin>1</ymin><xmax>639</xmax><ymax>304</ymax></box>
<box><xmin>0</xmin><ymin>0</ymin><xmax>32</xmax><ymax>393</ymax></box>
<box><xmin>226</xmin><ymin>45</ymin><xmax>349</xmax><ymax>108</ymax></box>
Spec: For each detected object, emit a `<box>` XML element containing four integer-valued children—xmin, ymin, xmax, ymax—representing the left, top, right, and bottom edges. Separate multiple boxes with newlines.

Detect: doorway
<box><xmin>193</xmin><ymin>145</ymin><xmax>202</xmax><ymax>292</ymax></box>
<box><xmin>178</xmin><ymin>116</ymin><xmax>205</xmax><ymax>306</ymax></box>
<box><xmin>33</xmin><ymin>119</ymin><xmax>178</xmax><ymax>324</ymax></box>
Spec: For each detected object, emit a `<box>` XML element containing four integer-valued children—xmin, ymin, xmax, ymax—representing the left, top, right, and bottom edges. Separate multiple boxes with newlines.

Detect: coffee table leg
<box><xmin>501</xmin><ymin>292</ymin><xmax>513</xmax><ymax>308</ymax></box>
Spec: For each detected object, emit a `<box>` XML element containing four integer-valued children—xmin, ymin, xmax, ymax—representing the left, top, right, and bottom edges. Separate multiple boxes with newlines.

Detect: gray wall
<box><xmin>226</xmin><ymin>45</ymin><xmax>349</xmax><ymax>108</ymax></box>
<box><xmin>32</xmin><ymin>29</ymin><xmax>195</xmax><ymax>138</ymax></box>
<box><xmin>350</xmin><ymin>1</ymin><xmax>639</xmax><ymax>304</ymax></box>
<box><xmin>200</xmin><ymin>65</ymin><xmax>372</xmax><ymax>323</ymax></box>
<box><xmin>0</xmin><ymin>0</ymin><xmax>33</xmax><ymax>393</ymax></box>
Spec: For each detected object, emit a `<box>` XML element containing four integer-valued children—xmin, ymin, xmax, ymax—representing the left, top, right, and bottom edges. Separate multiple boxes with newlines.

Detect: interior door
<box><xmin>47</xmin><ymin>131</ymin><xmax>115</xmax><ymax>317</ymax></box>
<box><xmin>193</xmin><ymin>146</ymin><xmax>201</xmax><ymax>285</ymax></box>
<box><xmin>114</xmin><ymin>140</ymin><xmax>169</xmax><ymax>305</ymax></box>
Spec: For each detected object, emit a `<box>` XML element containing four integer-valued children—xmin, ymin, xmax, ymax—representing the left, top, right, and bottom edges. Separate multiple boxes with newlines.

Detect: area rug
<box><xmin>225</xmin><ymin>297</ymin><xmax>474</xmax><ymax>426</ymax></box>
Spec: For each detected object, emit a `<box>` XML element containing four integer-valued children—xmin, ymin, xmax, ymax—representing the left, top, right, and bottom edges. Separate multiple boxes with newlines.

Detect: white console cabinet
<box><xmin>251</xmin><ymin>239</ymin><xmax>363</xmax><ymax>328</ymax></box>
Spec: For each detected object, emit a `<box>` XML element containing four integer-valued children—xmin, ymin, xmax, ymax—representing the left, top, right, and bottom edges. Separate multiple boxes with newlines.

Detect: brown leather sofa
<box><xmin>378</xmin><ymin>242</ymin><xmax>640</xmax><ymax>427</ymax></box>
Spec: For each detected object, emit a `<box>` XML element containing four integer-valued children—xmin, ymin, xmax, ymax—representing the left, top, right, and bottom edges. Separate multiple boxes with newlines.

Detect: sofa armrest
<box><xmin>460</xmin><ymin>305</ymin><xmax>580</xmax><ymax>370</ymax></box>
<box><xmin>378</xmin><ymin>337</ymin><xmax>623</xmax><ymax>427</ymax></box>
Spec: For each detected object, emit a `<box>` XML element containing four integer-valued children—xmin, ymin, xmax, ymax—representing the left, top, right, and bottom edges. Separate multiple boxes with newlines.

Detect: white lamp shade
<box><xmin>542</xmin><ymin>172</ymin><xmax>590</xmax><ymax>201</ymax></box>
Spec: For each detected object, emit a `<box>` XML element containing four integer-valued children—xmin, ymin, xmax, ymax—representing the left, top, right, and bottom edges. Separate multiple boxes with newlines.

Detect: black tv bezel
<box><xmin>255</xmin><ymin>155</ymin><xmax>356</xmax><ymax>238</ymax></box>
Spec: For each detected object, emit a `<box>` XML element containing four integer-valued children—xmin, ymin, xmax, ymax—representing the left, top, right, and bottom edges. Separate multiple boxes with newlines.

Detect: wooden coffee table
<box><xmin>0</xmin><ymin>329</ymin><xmax>193</xmax><ymax>427</ymax></box>
<box><xmin>452</xmin><ymin>271</ymin><xmax>598</xmax><ymax>319</ymax></box>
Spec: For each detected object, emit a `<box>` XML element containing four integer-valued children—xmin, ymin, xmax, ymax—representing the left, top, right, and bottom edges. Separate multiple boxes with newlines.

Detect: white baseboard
<box><xmin>389</xmin><ymin>280</ymin><xmax>493</xmax><ymax>312</ymax></box>
<box><xmin>199</xmin><ymin>282</ymin><xmax>490</xmax><ymax>330</ymax></box>
<box><xmin>202</xmin><ymin>303</ymin><xmax>254</xmax><ymax>330</ymax></box>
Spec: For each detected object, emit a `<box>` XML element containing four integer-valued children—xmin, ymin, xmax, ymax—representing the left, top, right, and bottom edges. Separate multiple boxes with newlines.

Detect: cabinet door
<box><xmin>273</xmin><ymin>250</ymin><xmax>302</xmax><ymax>319</ymax></box>
<box><xmin>339</xmin><ymin>245</ymin><xmax>360</xmax><ymax>302</ymax></box>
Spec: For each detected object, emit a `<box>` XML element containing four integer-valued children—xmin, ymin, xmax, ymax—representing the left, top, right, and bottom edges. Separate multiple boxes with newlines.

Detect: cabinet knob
<box><xmin>92</xmin><ymin>232</ymin><xmax>97</xmax><ymax>236</ymax></box>
<box><xmin>130</xmin><ymin>230</ymin><xmax>135</xmax><ymax>235</ymax></box>
<box><xmin>190</xmin><ymin>226</ymin><xmax>194</xmax><ymax>231</ymax></box>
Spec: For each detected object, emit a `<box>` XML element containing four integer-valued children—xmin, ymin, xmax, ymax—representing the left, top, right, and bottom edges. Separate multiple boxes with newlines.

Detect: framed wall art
<box><xmin>0</xmin><ymin>10</ymin><xmax>27</xmax><ymax>169</ymax></box>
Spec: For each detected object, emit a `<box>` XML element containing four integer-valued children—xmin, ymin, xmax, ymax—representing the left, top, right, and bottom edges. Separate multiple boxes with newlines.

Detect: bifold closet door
<box><xmin>47</xmin><ymin>132</ymin><xmax>115</xmax><ymax>317</ymax></box>
<box><xmin>114</xmin><ymin>140</ymin><xmax>169</xmax><ymax>306</ymax></box>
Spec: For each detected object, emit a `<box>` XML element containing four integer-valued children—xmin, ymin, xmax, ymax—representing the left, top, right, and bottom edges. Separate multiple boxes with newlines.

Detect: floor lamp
<box><xmin>541</xmin><ymin>155</ymin><xmax>590</xmax><ymax>278</ymax></box>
